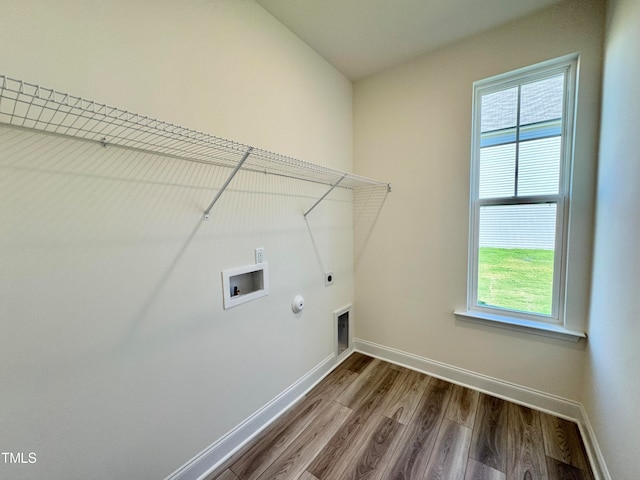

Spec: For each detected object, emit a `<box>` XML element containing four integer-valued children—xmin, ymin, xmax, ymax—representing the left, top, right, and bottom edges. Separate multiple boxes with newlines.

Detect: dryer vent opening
<box><xmin>334</xmin><ymin>305</ymin><xmax>352</xmax><ymax>360</ymax></box>
<box><xmin>337</xmin><ymin>311</ymin><xmax>349</xmax><ymax>355</ymax></box>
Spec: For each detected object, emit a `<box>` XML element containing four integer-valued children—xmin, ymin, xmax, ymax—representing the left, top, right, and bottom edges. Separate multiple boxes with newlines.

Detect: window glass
<box><xmin>517</xmin><ymin>136</ymin><xmax>561</xmax><ymax>195</ymax></box>
<box><xmin>480</xmin><ymin>87</ymin><xmax>518</xmax><ymax>133</ymax></box>
<box><xmin>479</xmin><ymin>144</ymin><xmax>515</xmax><ymax>198</ymax></box>
<box><xmin>477</xmin><ymin>203</ymin><xmax>557</xmax><ymax>315</ymax></box>
<box><xmin>520</xmin><ymin>75</ymin><xmax>564</xmax><ymax>126</ymax></box>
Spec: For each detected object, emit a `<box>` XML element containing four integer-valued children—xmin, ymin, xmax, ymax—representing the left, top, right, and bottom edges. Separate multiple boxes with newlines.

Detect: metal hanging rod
<box><xmin>0</xmin><ymin>75</ymin><xmax>391</xmax><ymax>217</ymax></box>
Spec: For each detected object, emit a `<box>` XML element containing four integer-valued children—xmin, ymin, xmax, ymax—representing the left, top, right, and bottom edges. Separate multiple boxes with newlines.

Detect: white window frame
<box><xmin>456</xmin><ymin>54</ymin><xmax>585</xmax><ymax>341</ymax></box>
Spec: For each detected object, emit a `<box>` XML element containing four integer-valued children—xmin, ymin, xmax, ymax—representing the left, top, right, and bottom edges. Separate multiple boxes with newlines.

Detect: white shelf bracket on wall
<box><xmin>203</xmin><ymin>147</ymin><xmax>253</xmax><ymax>221</ymax></box>
<box><xmin>0</xmin><ymin>74</ymin><xmax>391</xmax><ymax>220</ymax></box>
<box><xmin>303</xmin><ymin>173</ymin><xmax>347</xmax><ymax>218</ymax></box>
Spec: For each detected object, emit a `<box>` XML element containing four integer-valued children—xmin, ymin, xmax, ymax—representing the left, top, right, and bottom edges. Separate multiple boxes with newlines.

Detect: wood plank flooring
<box><xmin>208</xmin><ymin>353</ymin><xmax>594</xmax><ymax>480</ymax></box>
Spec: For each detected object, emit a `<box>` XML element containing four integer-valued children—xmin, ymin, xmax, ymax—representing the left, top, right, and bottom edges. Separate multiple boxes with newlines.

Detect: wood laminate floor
<box><xmin>208</xmin><ymin>353</ymin><xmax>594</xmax><ymax>480</ymax></box>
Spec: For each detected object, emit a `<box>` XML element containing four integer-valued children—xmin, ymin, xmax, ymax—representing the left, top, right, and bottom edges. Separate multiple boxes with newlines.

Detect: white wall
<box><xmin>583</xmin><ymin>0</ymin><xmax>640</xmax><ymax>477</ymax></box>
<box><xmin>0</xmin><ymin>1</ymin><xmax>353</xmax><ymax>479</ymax></box>
<box><xmin>353</xmin><ymin>0</ymin><xmax>604</xmax><ymax>401</ymax></box>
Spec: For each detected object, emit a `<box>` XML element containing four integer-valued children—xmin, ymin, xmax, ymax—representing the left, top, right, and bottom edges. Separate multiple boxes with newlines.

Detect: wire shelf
<box><xmin>0</xmin><ymin>75</ymin><xmax>390</xmax><ymax>203</ymax></box>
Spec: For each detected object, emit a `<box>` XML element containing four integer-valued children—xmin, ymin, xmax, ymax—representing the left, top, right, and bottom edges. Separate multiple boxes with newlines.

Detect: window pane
<box><xmin>517</xmin><ymin>136</ymin><xmax>561</xmax><ymax>195</ymax></box>
<box><xmin>520</xmin><ymin>74</ymin><xmax>564</xmax><ymax>126</ymax></box>
<box><xmin>481</xmin><ymin>87</ymin><xmax>518</xmax><ymax>133</ymax></box>
<box><xmin>477</xmin><ymin>203</ymin><xmax>557</xmax><ymax>315</ymax></box>
<box><xmin>479</xmin><ymin>144</ymin><xmax>515</xmax><ymax>198</ymax></box>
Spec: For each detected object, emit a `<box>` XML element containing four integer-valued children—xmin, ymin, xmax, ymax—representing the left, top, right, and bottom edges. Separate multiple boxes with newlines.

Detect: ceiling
<box><xmin>255</xmin><ymin>0</ymin><xmax>565</xmax><ymax>80</ymax></box>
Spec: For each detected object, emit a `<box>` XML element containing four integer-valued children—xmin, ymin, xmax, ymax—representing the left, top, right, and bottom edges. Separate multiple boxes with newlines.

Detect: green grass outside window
<box><xmin>477</xmin><ymin>247</ymin><xmax>554</xmax><ymax>315</ymax></box>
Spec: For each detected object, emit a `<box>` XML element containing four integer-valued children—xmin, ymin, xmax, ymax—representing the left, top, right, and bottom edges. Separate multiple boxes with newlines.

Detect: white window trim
<box><xmin>454</xmin><ymin>310</ymin><xmax>586</xmax><ymax>342</ymax></box>
<box><xmin>455</xmin><ymin>54</ymin><xmax>586</xmax><ymax>341</ymax></box>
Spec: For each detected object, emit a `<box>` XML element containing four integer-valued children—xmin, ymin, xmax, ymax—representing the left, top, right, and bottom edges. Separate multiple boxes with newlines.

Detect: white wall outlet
<box><xmin>255</xmin><ymin>247</ymin><xmax>265</xmax><ymax>264</ymax></box>
<box><xmin>325</xmin><ymin>271</ymin><xmax>334</xmax><ymax>286</ymax></box>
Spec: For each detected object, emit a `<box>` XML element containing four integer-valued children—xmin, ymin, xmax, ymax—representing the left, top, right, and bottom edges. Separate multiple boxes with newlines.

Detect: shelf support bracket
<box><xmin>303</xmin><ymin>173</ymin><xmax>347</xmax><ymax>218</ymax></box>
<box><xmin>203</xmin><ymin>147</ymin><xmax>253</xmax><ymax>221</ymax></box>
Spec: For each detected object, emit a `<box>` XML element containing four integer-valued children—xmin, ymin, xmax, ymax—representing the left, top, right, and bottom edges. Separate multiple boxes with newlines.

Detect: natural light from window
<box><xmin>477</xmin><ymin>73</ymin><xmax>564</xmax><ymax>316</ymax></box>
<box><xmin>464</xmin><ymin>56</ymin><xmax>578</xmax><ymax>331</ymax></box>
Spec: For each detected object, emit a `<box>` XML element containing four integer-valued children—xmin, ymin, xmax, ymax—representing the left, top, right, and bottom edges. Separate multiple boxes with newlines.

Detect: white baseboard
<box><xmin>165</xmin><ymin>353</ymin><xmax>336</xmax><ymax>480</ymax></box>
<box><xmin>577</xmin><ymin>404</ymin><xmax>612</xmax><ymax>480</ymax></box>
<box><xmin>354</xmin><ymin>338</ymin><xmax>610</xmax><ymax>480</ymax></box>
<box><xmin>354</xmin><ymin>338</ymin><xmax>582</xmax><ymax>419</ymax></box>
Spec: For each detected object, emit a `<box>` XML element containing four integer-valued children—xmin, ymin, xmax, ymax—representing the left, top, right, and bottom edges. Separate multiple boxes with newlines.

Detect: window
<box><xmin>464</xmin><ymin>55</ymin><xmax>578</xmax><ymax>330</ymax></box>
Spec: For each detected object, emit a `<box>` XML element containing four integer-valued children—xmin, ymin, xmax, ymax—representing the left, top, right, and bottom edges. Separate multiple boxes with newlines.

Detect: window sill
<box><xmin>454</xmin><ymin>310</ymin><xmax>586</xmax><ymax>342</ymax></box>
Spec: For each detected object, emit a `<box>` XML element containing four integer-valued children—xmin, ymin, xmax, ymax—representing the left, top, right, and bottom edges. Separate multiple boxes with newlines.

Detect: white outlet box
<box><xmin>255</xmin><ymin>247</ymin><xmax>265</xmax><ymax>264</ymax></box>
<box><xmin>222</xmin><ymin>262</ymin><xmax>269</xmax><ymax>309</ymax></box>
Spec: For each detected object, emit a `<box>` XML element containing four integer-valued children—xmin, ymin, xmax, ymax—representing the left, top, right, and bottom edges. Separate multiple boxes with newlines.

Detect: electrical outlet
<box><xmin>325</xmin><ymin>271</ymin><xmax>334</xmax><ymax>286</ymax></box>
<box><xmin>255</xmin><ymin>247</ymin><xmax>265</xmax><ymax>264</ymax></box>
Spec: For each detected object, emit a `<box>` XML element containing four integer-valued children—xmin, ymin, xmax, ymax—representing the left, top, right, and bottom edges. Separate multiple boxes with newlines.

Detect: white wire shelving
<box><xmin>0</xmin><ymin>75</ymin><xmax>391</xmax><ymax>219</ymax></box>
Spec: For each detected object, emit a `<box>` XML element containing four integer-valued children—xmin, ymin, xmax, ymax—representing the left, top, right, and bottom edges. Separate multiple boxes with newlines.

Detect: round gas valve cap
<box><xmin>292</xmin><ymin>295</ymin><xmax>304</xmax><ymax>313</ymax></box>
